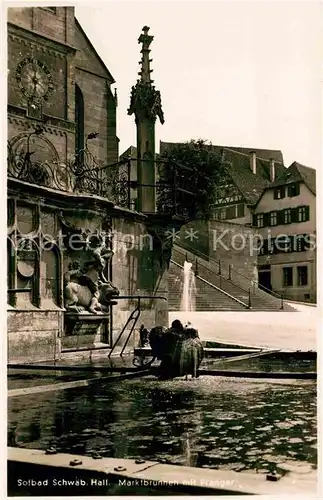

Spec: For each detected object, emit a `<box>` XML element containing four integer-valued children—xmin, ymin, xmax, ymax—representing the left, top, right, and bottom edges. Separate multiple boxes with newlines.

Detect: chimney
<box><xmin>269</xmin><ymin>158</ymin><xmax>275</xmax><ymax>182</ymax></box>
<box><xmin>249</xmin><ymin>151</ymin><xmax>257</xmax><ymax>175</ymax></box>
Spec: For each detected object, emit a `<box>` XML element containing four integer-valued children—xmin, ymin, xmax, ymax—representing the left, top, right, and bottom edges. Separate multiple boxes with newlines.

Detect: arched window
<box><xmin>40</xmin><ymin>243</ymin><xmax>61</xmax><ymax>308</ymax></box>
<box><xmin>75</xmin><ymin>84</ymin><xmax>84</xmax><ymax>157</ymax></box>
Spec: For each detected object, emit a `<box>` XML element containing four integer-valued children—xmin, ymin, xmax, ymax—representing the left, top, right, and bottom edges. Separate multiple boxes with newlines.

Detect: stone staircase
<box><xmin>168</xmin><ymin>260</ymin><xmax>247</xmax><ymax>312</ymax></box>
<box><xmin>171</xmin><ymin>245</ymin><xmax>297</xmax><ymax>312</ymax></box>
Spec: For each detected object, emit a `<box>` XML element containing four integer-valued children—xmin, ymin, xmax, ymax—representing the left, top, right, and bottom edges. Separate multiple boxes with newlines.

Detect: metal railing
<box><xmin>108</xmin><ymin>295</ymin><xmax>167</xmax><ymax>358</ymax></box>
<box><xmin>170</xmin><ymin>259</ymin><xmax>249</xmax><ymax>309</ymax></box>
<box><xmin>7</xmin><ymin>129</ymin><xmax>204</xmax><ymax>216</ymax></box>
<box><xmin>174</xmin><ymin>243</ymin><xmax>285</xmax><ymax>309</ymax></box>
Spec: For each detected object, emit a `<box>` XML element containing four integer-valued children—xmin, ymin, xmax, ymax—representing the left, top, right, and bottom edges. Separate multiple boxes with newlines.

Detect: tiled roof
<box><xmin>270</xmin><ymin>161</ymin><xmax>316</xmax><ymax>194</ymax></box>
<box><xmin>221</xmin><ymin>148</ymin><xmax>270</xmax><ymax>205</ymax></box>
<box><xmin>159</xmin><ymin>141</ymin><xmax>286</xmax><ymax>205</ymax></box>
<box><xmin>223</xmin><ymin>146</ymin><xmax>284</xmax><ymax>164</ymax></box>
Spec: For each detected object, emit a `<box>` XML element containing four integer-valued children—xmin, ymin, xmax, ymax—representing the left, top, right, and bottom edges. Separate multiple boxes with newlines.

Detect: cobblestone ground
<box><xmin>170</xmin><ymin>303</ymin><xmax>317</xmax><ymax>351</ymax></box>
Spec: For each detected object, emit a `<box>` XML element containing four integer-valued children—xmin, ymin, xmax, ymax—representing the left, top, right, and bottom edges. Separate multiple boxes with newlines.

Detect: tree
<box><xmin>157</xmin><ymin>139</ymin><xmax>224</xmax><ymax>220</ymax></box>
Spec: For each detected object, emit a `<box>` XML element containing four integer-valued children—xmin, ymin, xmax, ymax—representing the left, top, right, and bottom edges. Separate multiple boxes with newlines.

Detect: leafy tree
<box><xmin>157</xmin><ymin>139</ymin><xmax>224</xmax><ymax>220</ymax></box>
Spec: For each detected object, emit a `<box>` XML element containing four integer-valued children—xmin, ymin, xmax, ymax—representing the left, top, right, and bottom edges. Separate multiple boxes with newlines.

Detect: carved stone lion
<box><xmin>64</xmin><ymin>247</ymin><xmax>119</xmax><ymax>314</ymax></box>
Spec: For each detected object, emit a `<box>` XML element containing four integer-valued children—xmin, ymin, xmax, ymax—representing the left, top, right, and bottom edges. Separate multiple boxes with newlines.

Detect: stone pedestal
<box><xmin>62</xmin><ymin>312</ymin><xmax>110</xmax><ymax>349</ymax></box>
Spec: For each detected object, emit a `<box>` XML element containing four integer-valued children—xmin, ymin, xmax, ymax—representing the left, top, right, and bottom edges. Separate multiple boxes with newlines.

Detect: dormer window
<box><xmin>274</xmin><ymin>187</ymin><xmax>285</xmax><ymax>199</ymax></box>
<box><xmin>287</xmin><ymin>183</ymin><xmax>300</xmax><ymax>197</ymax></box>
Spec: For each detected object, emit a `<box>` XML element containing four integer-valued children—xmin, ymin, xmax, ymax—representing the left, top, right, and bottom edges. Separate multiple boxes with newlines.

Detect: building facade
<box><xmin>7</xmin><ymin>7</ymin><xmax>169</xmax><ymax>364</ymax></box>
<box><xmin>253</xmin><ymin>162</ymin><xmax>316</xmax><ymax>302</ymax></box>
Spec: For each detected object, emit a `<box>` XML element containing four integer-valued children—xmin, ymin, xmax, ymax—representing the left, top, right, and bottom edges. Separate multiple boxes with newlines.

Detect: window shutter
<box><xmin>252</xmin><ymin>214</ymin><xmax>257</xmax><ymax>226</ymax></box>
<box><xmin>305</xmin><ymin>206</ymin><xmax>310</xmax><ymax>221</ymax></box>
<box><xmin>277</xmin><ymin>210</ymin><xmax>284</xmax><ymax>225</ymax></box>
<box><xmin>263</xmin><ymin>213</ymin><xmax>270</xmax><ymax>227</ymax></box>
<box><xmin>273</xmin><ymin>190</ymin><xmax>278</xmax><ymax>200</ymax></box>
<box><xmin>237</xmin><ymin>203</ymin><xmax>245</xmax><ymax>217</ymax></box>
<box><xmin>226</xmin><ymin>205</ymin><xmax>236</xmax><ymax>219</ymax></box>
<box><xmin>291</xmin><ymin>207</ymin><xmax>298</xmax><ymax>223</ymax></box>
<box><xmin>295</xmin><ymin>183</ymin><xmax>300</xmax><ymax>196</ymax></box>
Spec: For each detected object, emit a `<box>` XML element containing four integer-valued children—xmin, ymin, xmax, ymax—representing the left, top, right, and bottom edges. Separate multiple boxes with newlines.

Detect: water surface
<box><xmin>8</xmin><ymin>375</ymin><xmax>316</xmax><ymax>478</ymax></box>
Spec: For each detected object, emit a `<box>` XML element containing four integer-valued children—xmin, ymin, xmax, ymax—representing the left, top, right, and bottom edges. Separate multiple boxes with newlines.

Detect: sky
<box><xmin>74</xmin><ymin>0</ymin><xmax>322</xmax><ymax>169</ymax></box>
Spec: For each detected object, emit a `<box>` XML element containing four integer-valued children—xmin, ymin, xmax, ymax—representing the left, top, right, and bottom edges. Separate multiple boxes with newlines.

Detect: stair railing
<box><xmin>174</xmin><ymin>242</ymin><xmax>285</xmax><ymax>308</ymax></box>
<box><xmin>170</xmin><ymin>259</ymin><xmax>250</xmax><ymax>309</ymax></box>
<box><xmin>108</xmin><ymin>295</ymin><xmax>167</xmax><ymax>358</ymax></box>
<box><xmin>177</xmin><ymin>247</ymin><xmax>250</xmax><ymax>295</ymax></box>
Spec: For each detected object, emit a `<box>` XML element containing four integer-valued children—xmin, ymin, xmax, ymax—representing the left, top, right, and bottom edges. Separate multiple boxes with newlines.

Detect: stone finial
<box><xmin>138</xmin><ymin>26</ymin><xmax>154</xmax><ymax>84</ymax></box>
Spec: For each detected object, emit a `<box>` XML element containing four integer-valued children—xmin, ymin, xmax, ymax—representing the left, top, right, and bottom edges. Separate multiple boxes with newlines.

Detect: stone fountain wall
<box><xmin>7</xmin><ymin>184</ymin><xmax>169</xmax><ymax>364</ymax></box>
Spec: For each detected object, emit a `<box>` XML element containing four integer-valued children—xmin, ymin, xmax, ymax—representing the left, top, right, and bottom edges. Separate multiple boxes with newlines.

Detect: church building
<box><xmin>7</xmin><ymin>7</ymin><xmax>169</xmax><ymax>363</ymax></box>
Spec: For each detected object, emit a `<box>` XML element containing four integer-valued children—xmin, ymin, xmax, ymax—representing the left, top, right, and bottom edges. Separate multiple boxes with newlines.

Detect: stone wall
<box><xmin>111</xmin><ymin>213</ymin><xmax>169</xmax><ymax>342</ymax></box>
<box><xmin>7</xmin><ymin>7</ymin><xmax>164</xmax><ymax>364</ymax></box>
<box><xmin>7</xmin><ymin>311</ymin><xmax>62</xmax><ymax>363</ymax></box>
<box><xmin>209</xmin><ymin>220</ymin><xmax>258</xmax><ymax>284</ymax></box>
<box><xmin>174</xmin><ymin>219</ymin><xmax>258</xmax><ymax>286</ymax></box>
<box><xmin>7</xmin><ymin>185</ymin><xmax>169</xmax><ymax>363</ymax></box>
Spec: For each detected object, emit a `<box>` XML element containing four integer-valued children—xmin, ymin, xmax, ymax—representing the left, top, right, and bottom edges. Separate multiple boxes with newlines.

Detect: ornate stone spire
<box><xmin>128</xmin><ymin>26</ymin><xmax>164</xmax><ymax>124</ymax></box>
<box><xmin>127</xmin><ymin>26</ymin><xmax>164</xmax><ymax>213</ymax></box>
<box><xmin>138</xmin><ymin>26</ymin><xmax>154</xmax><ymax>84</ymax></box>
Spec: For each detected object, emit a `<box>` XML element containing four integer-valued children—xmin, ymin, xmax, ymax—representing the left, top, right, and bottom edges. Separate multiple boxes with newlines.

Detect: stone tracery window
<box><xmin>7</xmin><ymin>200</ymin><xmax>61</xmax><ymax>310</ymax></box>
<box><xmin>40</xmin><ymin>241</ymin><xmax>61</xmax><ymax>308</ymax></box>
<box><xmin>16</xmin><ymin>238</ymin><xmax>40</xmax><ymax>308</ymax></box>
<box><xmin>75</xmin><ymin>84</ymin><xmax>85</xmax><ymax>157</ymax></box>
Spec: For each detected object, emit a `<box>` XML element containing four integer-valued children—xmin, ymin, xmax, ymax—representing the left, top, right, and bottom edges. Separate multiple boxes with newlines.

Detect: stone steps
<box><xmin>171</xmin><ymin>245</ymin><xmax>297</xmax><ymax>312</ymax></box>
<box><xmin>168</xmin><ymin>263</ymin><xmax>246</xmax><ymax>312</ymax></box>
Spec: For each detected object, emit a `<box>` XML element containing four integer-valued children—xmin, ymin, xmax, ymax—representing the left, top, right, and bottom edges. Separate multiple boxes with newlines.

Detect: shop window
<box><xmin>283</xmin><ymin>267</ymin><xmax>293</xmax><ymax>287</ymax></box>
<box><xmin>297</xmin><ymin>266</ymin><xmax>308</xmax><ymax>286</ymax></box>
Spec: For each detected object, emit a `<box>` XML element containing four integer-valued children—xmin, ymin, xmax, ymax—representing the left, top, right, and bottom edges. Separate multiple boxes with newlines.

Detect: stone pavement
<box><xmin>170</xmin><ymin>303</ymin><xmax>318</xmax><ymax>351</ymax></box>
